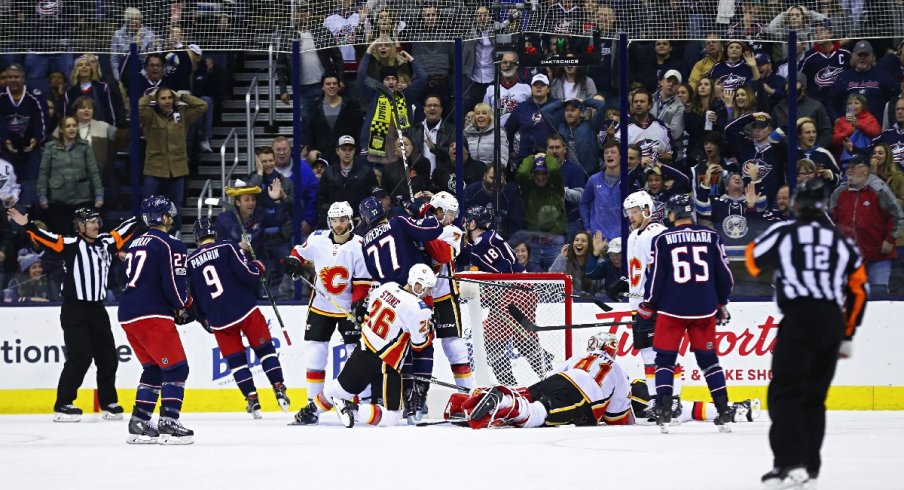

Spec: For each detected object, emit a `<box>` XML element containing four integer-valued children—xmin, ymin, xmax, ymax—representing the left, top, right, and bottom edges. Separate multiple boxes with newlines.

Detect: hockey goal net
<box><xmin>457</xmin><ymin>272</ymin><xmax>573</xmax><ymax>389</ymax></box>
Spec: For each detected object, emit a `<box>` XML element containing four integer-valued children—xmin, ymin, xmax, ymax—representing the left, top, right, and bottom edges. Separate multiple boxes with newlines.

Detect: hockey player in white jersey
<box><xmin>284</xmin><ymin>201</ymin><xmax>372</xmax><ymax>413</ymax></box>
<box><xmin>446</xmin><ymin>333</ymin><xmax>632</xmax><ymax>429</ymax></box>
<box><xmin>624</xmin><ymin>190</ymin><xmax>682</xmax><ymax>417</ymax></box>
<box><xmin>405</xmin><ymin>192</ymin><xmax>473</xmax><ymax>422</ymax></box>
<box><xmin>291</xmin><ymin>264</ymin><xmax>436</xmax><ymax>428</ymax></box>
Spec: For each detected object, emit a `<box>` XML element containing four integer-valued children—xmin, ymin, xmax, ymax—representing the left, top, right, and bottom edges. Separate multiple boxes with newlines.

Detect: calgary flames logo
<box><xmin>319</xmin><ymin>266</ymin><xmax>350</xmax><ymax>295</ymax></box>
<box><xmin>628</xmin><ymin>257</ymin><xmax>643</xmax><ymax>288</ymax></box>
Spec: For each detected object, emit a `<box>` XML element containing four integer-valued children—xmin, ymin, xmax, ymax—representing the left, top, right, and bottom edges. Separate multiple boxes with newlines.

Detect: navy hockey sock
<box><xmin>695</xmin><ymin>350</ymin><xmax>728</xmax><ymax>405</ymax></box>
<box><xmin>412</xmin><ymin>344</ymin><xmax>434</xmax><ymax>380</ymax></box>
<box><xmin>253</xmin><ymin>341</ymin><xmax>284</xmax><ymax>386</ymax></box>
<box><xmin>133</xmin><ymin>364</ymin><xmax>162</xmax><ymax>421</ymax></box>
<box><xmin>160</xmin><ymin>362</ymin><xmax>189</xmax><ymax>419</ymax></box>
<box><xmin>226</xmin><ymin>352</ymin><xmax>256</xmax><ymax>397</ymax></box>
<box><xmin>654</xmin><ymin>351</ymin><xmax>679</xmax><ymax>398</ymax></box>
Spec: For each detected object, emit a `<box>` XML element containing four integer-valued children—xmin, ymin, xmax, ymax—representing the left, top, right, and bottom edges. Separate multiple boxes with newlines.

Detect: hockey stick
<box><xmin>295</xmin><ymin>273</ymin><xmax>365</xmax><ymax>331</ymax></box>
<box><xmin>507</xmin><ymin>304</ymin><xmax>633</xmax><ymax>332</ymax></box>
<box><xmin>415</xmin><ymin>419</ymin><xmax>469</xmax><ymax>427</ymax></box>
<box><xmin>403</xmin><ymin>374</ymin><xmax>471</xmax><ymax>393</ymax></box>
<box><xmin>440</xmin><ymin>274</ymin><xmax>614</xmax><ymax>312</ymax></box>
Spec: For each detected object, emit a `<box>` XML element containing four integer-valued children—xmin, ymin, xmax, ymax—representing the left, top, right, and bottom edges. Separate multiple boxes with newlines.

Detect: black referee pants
<box><xmin>768</xmin><ymin>299</ymin><xmax>843</xmax><ymax>477</ymax></box>
<box><xmin>55</xmin><ymin>300</ymin><xmax>119</xmax><ymax>408</ymax></box>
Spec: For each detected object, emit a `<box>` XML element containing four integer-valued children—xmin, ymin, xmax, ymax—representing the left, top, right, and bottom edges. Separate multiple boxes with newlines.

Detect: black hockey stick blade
<box><xmin>507</xmin><ymin>303</ymin><xmax>633</xmax><ymax>331</ymax></box>
<box><xmin>507</xmin><ymin>304</ymin><xmax>538</xmax><ymax>331</ymax></box>
<box><xmin>589</xmin><ymin>297</ymin><xmax>614</xmax><ymax>312</ymax></box>
<box><xmin>416</xmin><ymin>419</ymin><xmax>469</xmax><ymax>427</ymax></box>
<box><xmin>403</xmin><ymin>374</ymin><xmax>470</xmax><ymax>393</ymax></box>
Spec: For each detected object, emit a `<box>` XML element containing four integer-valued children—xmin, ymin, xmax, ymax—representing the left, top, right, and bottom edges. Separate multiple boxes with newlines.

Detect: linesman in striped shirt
<box><xmin>745</xmin><ymin>179</ymin><xmax>868</xmax><ymax>490</ymax></box>
<box><xmin>8</xmin><ymin>207</ymin><xmax>136</xmax><ymax>422</ymax></box>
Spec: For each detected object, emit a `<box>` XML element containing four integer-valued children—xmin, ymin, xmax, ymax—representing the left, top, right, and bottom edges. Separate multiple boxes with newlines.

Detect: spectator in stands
<box><xmin>407</xmin><ymin>94</ymin><xmax>453</xmax><ymax>177</ymax></box>
<box><xmin>464</xmin><ymin>103</ymin><xmax>509</xmax><ymax>171</ymax></box>
<box><xmin>623</xmin><ymin>89</ymin><xmax>674</xmax><ymax>163</ymax></box>
<box><xmin>323</xmin><ymin>0</ymin><xmax>366</xmax><ymax>104</ymax></box>
<box><xmin>772</xmin><ymin>72</ymin><xmax>832</xmax><ymax>148</ymax></box>
<box><xmin>544</xmin><ymin>97</ymin><xmax>605</xmax><ymax>175</ymax></box>
<box><xmin>690</xmin><ymin>132</ymin><xmax>740</xmax><ymax>199</ymax></box>
<box><xmin>122</xmin><ymin>53</ymin><xmax>166</xmax><ymax>96</ymax></box>
<box><xmin>636</xmin><ymin>40</ymin><xmax>687</xmax><ymax>93</ymax></box>
<box><xmin>381</xmin><ymin>134</ymin><xmax>419</xmax><ymax>200</ymax></box>
<box><xmin>110</xmin><ymin>7</ymin><xmax>156</xmax><ymax>83</ymax></box>
<box><xmin>247</xmin><ymin>147</ymin><xmax>293</xmax><ymax>294</ymax></box>
<box><xmin>833</xmin><ymin>93</ymin><xmax>882</xmax><ymax>161</ymax></box>
<box><xmin>685</xmin><ymin>76</ymin><xmax>728</xmax><ymax>160</ymax></box>
<box><xmin>64</xmin><ymin>55</ymin><xmax>123</xmax><ymax>128</ymax></box>
<box><xmin>766</xmin><ymin>4</ymin><xmax>829</xmax><ymax>41</ymax></box>
<box><xmin>874</xmin><ymin>97</ymin><xmax>904</xmax><ymax>170</ymax></box>
<box><xmin>689</xmin><ymin>35</ymin><xmax>724</xmax><ymax>89</ymax></box>
<box><xmin>544</xmin><ymin>134</ymin><xmax>586</xmax><ymax>235</ymax></box>
<box><xmin>709</xmin><ymin>41</ymin><xmax>761</xmax><ymax>92</ymax></box>
<box><xmin>586</xmin><ymin>234</ymin><xmax>624</xmax><ymax>301</ymax></box>
<box><xmin>549</xmin><ymin>231</ymin><xmax>597</xmax><ymax>297</ymax></box>
<box><xmin>410</xmin><ymin>3</ymin><xmax>454</xmax><ymax>110</ymax></box>
<box><xmin>753</xmin><ymin>53</ymin><xmax>786</xmax><ymax>110</ymax></box>
<box><xmin>695</xmin><ymin>170</ymin><xmax>770</xmax><ymax>233</ymax></box>
<box><xmin>723</xmin><ymin>84</ymin><xmax>757</xmax><ymax>122</ymax></box>
<box><xmin>47</xmin><ymin>72</ymin><xmax>67</xmax><ymax>117</ymax></box>
<box><xmin>159</xmin><ymin>28</ymin><xmax>197</xmax><ymax>93</ymax></box>
<box><xmin>37</xmin><ymin>116</ymin><xmax>103</xmax><ymax>234</ymax></box>
<box><xmin>316</xmin><ymin>135</ymin><xmax>377</xmax><ymax>227</ymax></box>
<box><xmin>21</xmin><ymin>0</ymin><xmax>73</xmax><ymax>95</ymax></box>
<box><xmin>677</xmin><ymin>83</ymin><xmax>693</xmax><ymax>107</ymax></box>
<box><xmin>550</xmin><ymin>62</ymin><xmax>598</xmax><ymax>102</ymax></box>
<box><xmin>651</xmin><ymin>70</ymin><xmax>686</xmax><ymax>158</ymax></box>
<box><xmin>772</xmin><ymin>184</ymin><xmax>792</xmax><ymax>220</ymax></box>
<box><xmin>358</xmin><ymin>48</ymin><xmax>425</xmax><ymax>168</ymax></box>
<box><xmin>363</xmin><ymin>8</ymin><xmax>405</xmax><ymax>44</ymax></box>
<box><xmin>831</xmin><ymin>41</ymin><xmax>899</xmax><ymax>121</ymax></box>
<box><xmin>270</xmin><ymin>137</ymin><xmax>318</xmax><ymax>237</ymax></box>
<box><xmin>830</xmin><ymin>155</ymin><xmax>904</xmax><ymax>293</ymax></box>
<box><xmin>878</xmin><ymin>39</ymin><xmax>904</xmax><ymax>85</ymax></box>
<box><xmin>362</xmin><ymin>36</ymin><xmax>411</xmax><ymax>82</ymax></box>
<box><xmin>881</xmin><ymin>77</ymin><xmax>904</xmax><ymax>130</ymax></box>
<box><xmin>448</xmin><ymin>140</ymin><xmax>485</xmax><ymax>187</ymax></box>
<box><xmin>795</xmin><ymin>158</ymin><xmax>820</xmax><ymax>185</ymax></box>
<box><xmin>724</xmin><ymin>112</ymin><xmax>786</xmax><ymax>206</ymax></box>
<box><xmin>192</xmin><ymin>54</ymin><xmax>224</xmax><ymax>153</ymax></box>
<box><xmin>871</xmin><ymin>144</ymin><xmax>904</xmax><ymax>212</ymax></box>
<box><xmin>276</xmin><ymin>1</ymin><xmax>344</xmax><ymax>115</ymax></box>
<box><xmin>506</xmin><ymin>73</ymin><xmax>563</xmax><ymax>161</ymax></box>
<box><xmin>0</xmin><ymin>63</ymin><xmax>47</xmax><ymax>211</ymax></box>
<box><xmin>585</xmin><ymin>5</ymin><xmax>619</xmax><ymax>102</ymax></box>
<box><xmin>5</xmin><ymin>249</ymin><xmax>58</xmax><ymax>303</ymax></box>
<box><xmin>800</xmin><ymin>24</ymin><xmax>850</xmax><ymax>105</ymax></box>
<box><xmin>810</xmin><ymin>2</ymin><xmax>852</xmax><ymax>38</ymax></box>
<box><xmin>67</xmin><ymin>97</ymin><xmax>117</xmax><ymax>202</ymax></box>
<box><xmin>580</xmin><ymin>141</ymin><xmax>622</xmax><ymax>240</ymax></box>
<box><xmin>513</xmin><ymin>153</ymin><xmax>566</xmax><ymax>270</ymax></box>
<box><xmin>510</xmin><ymin>240</ymin><xmax>543</xmax><ymax>273</ymax></box>
<box><xmin>463</xmin><ymin>163</ymin><xmax>523</xmax><ymax>239</ymax></box>
<box><xmin>726</xmin><ymin>0</ymin><xmax>768</xmax><ymax>45</ymax></box>
<box><xmin>797</xmin><ymin>118</ymin><xmax>841</xmax><ymax>187</ymax></box>
<box><xmin>138</xmin><ymin>87</ymin><xmax>207</xmax><ymax>235</ymax></box>
<box><xmin>483</xmin><ymin>51</ymin><xmax>531</xmax><ymax>127</ymax></box>
<box><xmin>303</xmin><ymin>73</ymin><xmax>363</xmax><ymax>165</ymax></box>
<box><xmin>215</xmin><ymin>186</ymin><xmax>287</xmax><ymax>267</ymax></box>
<box><xmin>462</xmin><ymin>4</ymin><xmax>495</xmax><ymax>115</ymax></box>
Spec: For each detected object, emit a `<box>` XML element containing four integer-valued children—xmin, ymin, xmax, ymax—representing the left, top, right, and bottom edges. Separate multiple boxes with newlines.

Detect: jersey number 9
<box><xmin>202</xmin><ymin>265</ymin><xmax>225</xmax><ymax>298</ymax></box>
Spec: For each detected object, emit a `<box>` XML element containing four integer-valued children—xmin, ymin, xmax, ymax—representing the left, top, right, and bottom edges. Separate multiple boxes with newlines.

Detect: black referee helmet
<box><xmin>792</xmin><ymin>178</ymin><xmax>830</xmax><ymax>217</ymax></box>
<box><xmin>73</xmin><ymin>207</ymin><xmax>102</xmax><ymax>231</ymax></box>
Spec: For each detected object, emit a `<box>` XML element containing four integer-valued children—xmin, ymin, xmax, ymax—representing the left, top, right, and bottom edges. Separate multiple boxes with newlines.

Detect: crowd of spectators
<box><xmin>1</xmin><ymin>0</ymin><xmax>904</xmax><ymax>303</ymax></box>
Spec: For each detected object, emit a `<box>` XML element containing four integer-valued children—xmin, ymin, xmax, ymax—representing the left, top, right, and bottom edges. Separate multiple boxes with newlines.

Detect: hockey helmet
<box><xmin>463</xmin><ymin>205</ymin><xmax>493</xmax><ymax>230</ymax></box>
<box><xmin>407</xmin><ymin>263</ymin><xmax>437</xmax><ymax>295</ymax></box>
<box><xmin>140</xmin><ymin>195</ymin><xmax>178</xmax><ymax>227</ymax></box>
<box><xmin>193</xmin><ymin>216</ymin><xmax>216</xmax><ymax>243</ymax></box>
<box><xmin>622</xmin><ymin>190</ymin><xmax>655</xmax><ymax>218</ymax></box>
<box><xmin>358</xmin><ymin>196</ymin><xmax>386</xmax><ymax>227</ymax></box>
<box><xmin>73</xmin><ymin>207</ymin><xmax>102</xmax><ymax>232</ymax></box>
<box><xmin>328</xmin><ymin>201</ymin><xmax>354</xmax><ymax>236</ymax></box>
<box><xmin>792</xmin><ymin>178</ymin><xmax>830</xmax><ymax>215</ymax></box>
<box><xmin>430</xmin><ymin>191</ymin><xmax>459</xmax><ymax>218</ymax></box>
<box><xmin>587</xmin><ymin>332</ymin><xmax>618</xmax><ymax>357</ymax></box>
<box><xmin>666</xmin><ymin>193</ymin><xmax>695</xmax><ymax>222</ymax></box>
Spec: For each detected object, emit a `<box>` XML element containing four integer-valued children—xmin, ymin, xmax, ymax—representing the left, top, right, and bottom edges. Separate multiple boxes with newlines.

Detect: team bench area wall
<box><xmin>0</xmin><ymin>302</ymin><xmax>900</xmax><ymax>413</ymax></box>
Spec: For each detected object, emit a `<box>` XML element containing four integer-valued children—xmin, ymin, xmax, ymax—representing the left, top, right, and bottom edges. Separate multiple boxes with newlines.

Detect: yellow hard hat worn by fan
<box><xmin>225</xmin><ymin>178</ymin><xmax>262</xmax><ymax>198</ymax></box>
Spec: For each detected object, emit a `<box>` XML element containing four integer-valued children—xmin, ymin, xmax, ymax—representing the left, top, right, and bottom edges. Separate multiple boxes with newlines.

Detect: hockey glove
<box><xmin>198</xmin><ymin>317</ymin><xmax>213</xmax><ymax>334</ymax></box>
<box><xmin>406</xmin><ymin>199</ymin><xmax>433</xmax><ymax>219</ymax></box>
<box><xmin>174</xmin><ymin>308</ymin><xmax>194</xmax><ymax>325</ymax></box>
<box><xmin>716</xmin><ymin>305</ymin><xmax>731</xmax><ymax>326</ymax></box>
<box><xmin>351</xmin><ymin>299</ymin><xmax>368</xmax><ymax>325</ymax></box>
<box><xmin>632</xmin><ymin>302</ymin><xmax>656</xmax><ymax>349</ymax></box>
<box><xmin>249</xmin><ymin>259</ymin><xmax>266</xmax><ymax>277</ymax></box>
<box><xmin>606</xmin><ymin>277</ymin><xmax>629</xmax><ymax>302</ymax></box>
<box><xmin>284</xmin><ymin>255</ymin><xmax>305</xmax><ymax>281</ymax></box>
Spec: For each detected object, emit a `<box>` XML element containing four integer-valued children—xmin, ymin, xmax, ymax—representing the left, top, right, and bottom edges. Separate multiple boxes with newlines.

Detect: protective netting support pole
<box><xmin>787</xmin><ymin>30</ymin><xmax>799</xmax><ymax>193</ymax></box>
<box><xmin>618</xmin><ymin>32</ymin><xmax>630</xmax><ymax>276</ymax></box>
<box><xmin>129</xmin><ymin>42</ymin><xmax>141</xmax><ymax>216</ymax></box>
<box><xmin>454</xmin><ymin>38</ymin><xmax>464</xmax><ymax>214</ymax></box>
<box><xmin>291</xmin><ymin>39</ymin><xmax>303</xmax><ymax>300</ymax></box>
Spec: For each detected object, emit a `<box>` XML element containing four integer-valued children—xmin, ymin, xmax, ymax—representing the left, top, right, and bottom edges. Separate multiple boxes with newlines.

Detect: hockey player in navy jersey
<box><xmin>460</xmin><ymin>204</ymin><xmax>523</xmax><ymax>273</ymax></box>
<box><xmin>118</xmin><ymin>196</ymin><xmax>193</xmax><ymax>444</ymax></box>
<box><xmin>284</xmin><ymin>201</ymin><xmax>370</xmax><ymax>417</ymax></box>
<box><xmin>642</xmin><ymin>193</ymin><xmax>735</xmax><ymax>433</ymax></box>
<box><xmin>187</xmin><ymin>217</ymin><xmax>290</xmax><ymax>419</ymax></box>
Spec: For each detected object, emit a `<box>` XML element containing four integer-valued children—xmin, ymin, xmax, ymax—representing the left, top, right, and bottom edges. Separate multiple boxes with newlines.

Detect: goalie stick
<box><xmin>506</xmin><ymin>304</ymin><xmax>634</xmax><ymax>332</ymax></box>
<box><xmin>439</xmin><ymin>274</ymin><xmax>614</xmax><ymax>312</ymax></box>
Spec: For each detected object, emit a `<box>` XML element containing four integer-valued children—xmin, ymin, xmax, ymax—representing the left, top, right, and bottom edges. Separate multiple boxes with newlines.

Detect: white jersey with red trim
<box><xmin>626</xmin><ymin>221</ymin><xmax>666</xmax><ymax>309</ymax></box>
<box><xmin>292</xmin><ymin>231</ymin><xmax>371</xmax><ymax>317</ymax></box>
<box><xmin>431</xmin><ymin>224</ymin><xmax>463</xmax><ymax>300</ymax></box>
<box><xmin>361</xmin><ymin>282</ymin><xmax>434</xmax><ymax>370</ymax></box>
<box><xmin>555</xmin><ymin>352</ymin><xmax>631</xmax><ymax>423</ymax></box>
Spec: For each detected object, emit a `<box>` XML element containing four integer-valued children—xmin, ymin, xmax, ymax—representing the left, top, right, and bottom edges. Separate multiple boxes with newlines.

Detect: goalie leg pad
<box><xmin>252</xmin><ymin>341</ymin><xmax>284</xmax><ymax>386</ymax></box>
<box><xmin>226</xmin><ymin>351</ymin><xmax>257</xmax><ymax>397</ymax></box>
<box><xmin>304</xmin><ymin>341</ymin><xmax>329</xmax><ymax>399</ymax></box>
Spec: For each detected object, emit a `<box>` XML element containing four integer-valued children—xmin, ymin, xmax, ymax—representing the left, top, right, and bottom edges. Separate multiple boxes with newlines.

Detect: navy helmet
<box><xmin>463</xmin><ymin>204</ymin><xmax>494</xmax><ymax>230</ymax></box>
<box><xmin>358</xmin><ymin>196</ymin><xmax>385</xmax><ymax>227</ymax></box>
<box><xmin>141</xmin><ymin>195</ymin><xmax>177</xmax><ymax>227</ymax></box>
<box><xmin>666</xmin><ymin>193</ymin><xmax>695</xmax><ymax>222</ymax></box>
<box><xmin>193</xmin><ymin>216</ymin><xmax>216</xmax><ymax>243</ymax></box>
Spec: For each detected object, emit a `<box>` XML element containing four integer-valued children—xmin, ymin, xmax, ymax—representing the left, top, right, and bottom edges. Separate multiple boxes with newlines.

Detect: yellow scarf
<box><xmin>368</xmin><ymin>91</ymin><xmax>410</xmax><ymax>157</ymax></box>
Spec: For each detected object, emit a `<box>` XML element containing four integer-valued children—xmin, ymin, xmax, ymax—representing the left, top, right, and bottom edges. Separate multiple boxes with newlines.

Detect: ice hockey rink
<box><xmin>0</xmin><ymin>410</ymin><xmax>900</xmax><ymax>489</ymax></box>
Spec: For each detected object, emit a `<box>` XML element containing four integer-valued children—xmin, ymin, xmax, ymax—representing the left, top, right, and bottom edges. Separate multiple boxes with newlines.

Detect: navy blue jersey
<box><xmin>362</xmin><ymin>215</ymin><xmax>443</xmax><ymax>284</ymax></box>
<box><xmin>0</xmin><ymin>87</ymin><xmax>48</xmax><ymax>150</ymax></box>
<box><xmin>645</xmin><ymin>224</ymin><xmax>733</xmax><ymax>319</ymax></box>
<box><xmin>461</xmin><ymin>230</ymin><xmax>524</xmax><ymax>273</ymax></box>
<box><xmin>707</xmin><ymin>61</ymin><xmax>754</xmax><ymax>91</ymax></box>
<box><xmin>187</xmin><ymin>240</ymin><xmax>262</xmax><ymax>330</ymax></box>
<box><xmin>873</xmin><ymin>125</ymin><xmax>904</xmax><ymax>171</ymax></box>
<box><xmin>800</xmin><ymin>48</ymin><xmax>850</xmax><ymax>103</ymax></box>
<box><xmin>118</xmin><ymin>229</ymin><xmax>190</xmax><ymax>323</ymax></box>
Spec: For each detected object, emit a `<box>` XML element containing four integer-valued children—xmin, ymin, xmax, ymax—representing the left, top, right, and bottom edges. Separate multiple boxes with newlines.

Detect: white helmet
<box><xmin>587</xmin><ymin>332</ymin><xmax>618</xmax><ymax>357</ymax></box>
<box><xmin>407</xmin><ymin>263</ymin><xmax>437</xmax><ymax>296</ymax></box>
<box><xmin>622</xmin><ymin>190</ymin><xmax>654</xmax><ymax>219</ymax></box>
<box><xmin>430</xmin><ymin>191</ymin><xmax>459</xmax><ymax>217</ymax></box>
<box><xmin>328</xmin><ymin>201</ymin><xmax>354</xmax><ymax>236</ymax></box>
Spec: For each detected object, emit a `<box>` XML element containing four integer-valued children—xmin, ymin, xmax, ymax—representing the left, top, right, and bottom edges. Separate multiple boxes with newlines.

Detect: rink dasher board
<box><xmin>0</xmin><ymin>302</ymin><xmax>901</xmax><ymax>412</ymax></box>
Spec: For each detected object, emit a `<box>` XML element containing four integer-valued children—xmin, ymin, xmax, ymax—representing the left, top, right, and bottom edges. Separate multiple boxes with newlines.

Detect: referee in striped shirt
<box><xmin>745</xmin><ymin>179</ymin><xmax>869</xmax><ymax>489</ymax></box>
<box><xmin>8</xmin><ymin>207</ymin><xmax>137</xmax><ymax>422</ymax></box>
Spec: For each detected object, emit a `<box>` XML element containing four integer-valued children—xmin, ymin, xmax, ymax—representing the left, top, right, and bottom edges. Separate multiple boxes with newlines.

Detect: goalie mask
<box><xmin>407</xmin><ymin>263</ymin><xmax>437</xmax><ymax>297</ymax></box>
<box><xmin>587</xmin><ymin>332</ymin><xmax>618</xmax><ymax>357</ymax></box>
<box><xmin>327</xmin><ymin>201</ymin><xmax>354</xmax><ymax>238</ymax></box>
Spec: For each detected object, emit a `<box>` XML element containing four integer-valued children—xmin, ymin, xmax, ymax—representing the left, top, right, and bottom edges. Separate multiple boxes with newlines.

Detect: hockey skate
<box><xmin>101</xmin><ymin>403</ymin><xmax>124</xmax><ymax>421</ymax></box>
<box><xmin>732</xmin><ymin>399</ymin><xmax>761</xmax><ymax>422</ymax></box>
<box><xmin>246</xmin><ymin>393</ymin><xmax>262</xmax><ymax>419</ymax></box>
<box><xmin>403</xmin><ymin>386</ymin><xmax>418</xmax><ymax>425</ymax></box>
<box><xmin>126</xmin><ymin>416</ymin><xmax>159</xmax><ymax>445</ymax></box>
<box><xmin>157</xmin><ymin>417</ymin><xmax>194</xmax><ymax>445</ymax></box>
<box><xmin>331</xmin><ymin>397</ymin><xmax>358</xmax><ymax>429</ymax></box>
<box><xmin>654</xmin><ymin>396</ymin><xmax>672</xmax><ymax>433</ymax></box>
<box><xmin>714</xmin><ymin>406</ymin><xmax>734</xmax><ymax>433</ymax></box>
<box><xmin>52</xmin><ymin>404</ymin><xmax>82</xmax><ymax>423</ymax></box>
<box><xmin>412</xmin><ymin>381</ymin><xmax>429</xmax><ymax>423</ymax></box>
<box><xmin>273</xmin><ymin>382</ymin><xmax>290</xmax><ymax>413</ymax></box>
<box><xmin>761</xmin><ymin>466</ymin><xmax>810</xmax><ymax>489</ymax></box>
<box><xmin>289</xmin><ymin>401</ymin><xmax>319</xmax><ymax>425</ymax></box>
<box><xmin>669</xmin><ymin>396</ymin><xmax>683</xmax><ymax>426</ymax></box>
<box><xmin>467</xmin><ymin>386</ymin><xmax>504</xmax><ymax>422</ymax></box>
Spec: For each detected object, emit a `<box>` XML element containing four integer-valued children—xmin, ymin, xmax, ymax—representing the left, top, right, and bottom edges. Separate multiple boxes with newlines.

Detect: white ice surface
<box><xmin>0</xmin><ymin>411</ymin><xmax>901</xmax><ymax>489</ymax></box>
